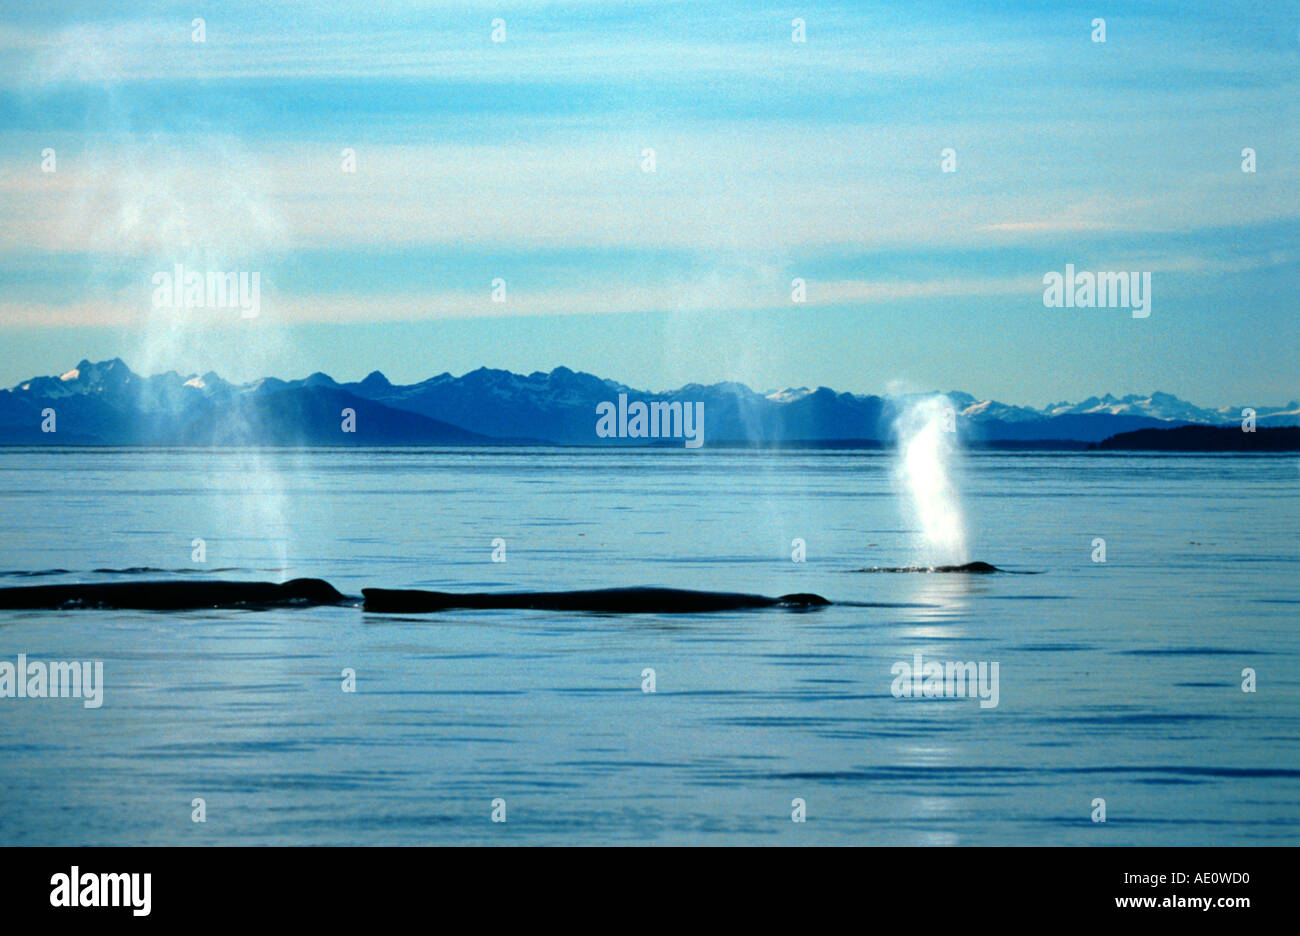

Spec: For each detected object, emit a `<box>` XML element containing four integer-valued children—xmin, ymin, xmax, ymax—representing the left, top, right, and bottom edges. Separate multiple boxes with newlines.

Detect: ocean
<box><xmin>0</xmin><ymin>447</ymin><xmax>1296</xmax><ymax>845</ymax></box>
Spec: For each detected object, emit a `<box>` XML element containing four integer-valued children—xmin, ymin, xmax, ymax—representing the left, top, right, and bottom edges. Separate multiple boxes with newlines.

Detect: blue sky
<box><xmin>0</xmin><ymin>0</ymin><xmax>1295</xmax><ymax>406</ymax></box>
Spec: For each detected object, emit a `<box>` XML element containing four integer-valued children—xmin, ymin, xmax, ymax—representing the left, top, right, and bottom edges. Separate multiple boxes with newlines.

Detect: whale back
<box><xmin>362</xmin><ymin>585</ymin><xmax>830</xmax><ymax>614</ymax></box>
<box><xmin>0</xmin><ymin>578</ymin><xmax>347</xmax><ymax>610</ymax></box>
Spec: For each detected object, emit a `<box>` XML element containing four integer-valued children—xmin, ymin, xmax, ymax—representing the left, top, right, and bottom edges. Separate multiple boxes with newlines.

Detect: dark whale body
<box><xmin>851</xmin><ymin>561</ymin><xmax>1004</xmax><ymax>574</ymax></box>
<box><xmin>0</xmin><ymin>578</ymin><xmax>347</xmax><ymax>610</ymax></box>
<box><xmin>363</xmin><ymin>586</ymin><xmax>831</xmax><ymax>614</ymax></box>
<box><xmin>0</xmin><ymin>580</ymin><xmax>828</xmax><ymax>614</ymax></box>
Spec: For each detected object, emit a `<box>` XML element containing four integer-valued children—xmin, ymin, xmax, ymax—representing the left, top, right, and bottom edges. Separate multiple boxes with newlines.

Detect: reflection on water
<box><xmin>902</xmin><ymin>574</ymin><xmax>978</xmax><ymax>629</ymax></box>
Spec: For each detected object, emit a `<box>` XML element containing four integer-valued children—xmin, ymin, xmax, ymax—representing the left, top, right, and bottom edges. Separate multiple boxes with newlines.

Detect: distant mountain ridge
<box><xmin>1</xmin><ymin>358</ymin><xmax>1295</xmax><ymax>446</ymax></box>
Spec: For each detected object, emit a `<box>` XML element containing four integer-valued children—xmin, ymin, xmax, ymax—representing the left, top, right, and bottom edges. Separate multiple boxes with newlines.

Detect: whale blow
<box><xmin>892</xmin><ymin>394</ymin><xmax>969</xmax><ymax>567</ymax></box>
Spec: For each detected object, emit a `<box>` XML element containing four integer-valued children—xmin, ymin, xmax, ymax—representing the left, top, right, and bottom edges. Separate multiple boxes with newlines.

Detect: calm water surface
<box><xmin>0</xmin><ymin>447</ymin><xmax>1296</xmax><ymax>845</ymax></box>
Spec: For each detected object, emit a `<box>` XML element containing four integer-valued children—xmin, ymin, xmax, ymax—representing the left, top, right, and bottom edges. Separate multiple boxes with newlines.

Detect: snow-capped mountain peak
<box><xmin>1042</xmin><ymin>392</ymin><xmax>1219</xmax><ymax>423</ymax></box>
<box><xmin>766</xmin><ymin>387</ymin><xmax>813</xmax><ymax>403</ymax></box>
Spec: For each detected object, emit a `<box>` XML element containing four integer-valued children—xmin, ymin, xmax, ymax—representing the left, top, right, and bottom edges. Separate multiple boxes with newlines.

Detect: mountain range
<box><xmin>2</xmin><ymin>358</ymin><xmax>1296</xmax><ymax>446</ymax></box>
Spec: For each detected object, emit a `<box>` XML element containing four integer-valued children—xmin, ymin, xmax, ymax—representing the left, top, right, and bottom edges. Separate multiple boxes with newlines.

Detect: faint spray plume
<box><xmin>30</xmin><ymin>22</ymin><xmax>295</xmax><ymax>573</ymax></box>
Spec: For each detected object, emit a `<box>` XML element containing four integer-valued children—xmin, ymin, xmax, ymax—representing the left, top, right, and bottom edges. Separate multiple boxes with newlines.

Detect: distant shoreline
<box><xmin>1091</xmin><ymin>425</ymin><xmax>1300</xmax><ymax>452</ymax></box>
<box><xmin>2</xmin><ymin>429</ymin><xmax>1297</xmax><ymax>453</ymax></box>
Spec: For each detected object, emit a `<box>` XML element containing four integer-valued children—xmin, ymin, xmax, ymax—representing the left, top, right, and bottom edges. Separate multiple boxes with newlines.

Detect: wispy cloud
<box><xmin>0</xmin><ymin>0</ymin><xmax>1296</xmax><ymax>401</ymax></box>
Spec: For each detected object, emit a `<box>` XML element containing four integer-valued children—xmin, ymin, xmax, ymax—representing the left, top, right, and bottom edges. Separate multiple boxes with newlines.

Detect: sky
<box><xmin>0</xmin><ymin>0</ymin><xmax>1296</xmax><ymax>407</ymax></box>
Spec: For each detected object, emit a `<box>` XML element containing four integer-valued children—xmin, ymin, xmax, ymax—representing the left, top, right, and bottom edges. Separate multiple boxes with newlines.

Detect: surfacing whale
<box><xmin>850</xmin><ymin>561</ymin><xmax>1005</xmax><ymax>574</ymax></box>
<box><xmin>0</xmin><ymin>579</ymin><xmax>831</xmax><ymax>614</ymax></box>
<box><xmin>362</xmin><ymin>586</ymin><xmax>830</xmax><ymax>614</ymax></box>
<box><xmin>0</xmin><ymin>578</ymin><xmax>347</xmax><ymax>611</ymax></box>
